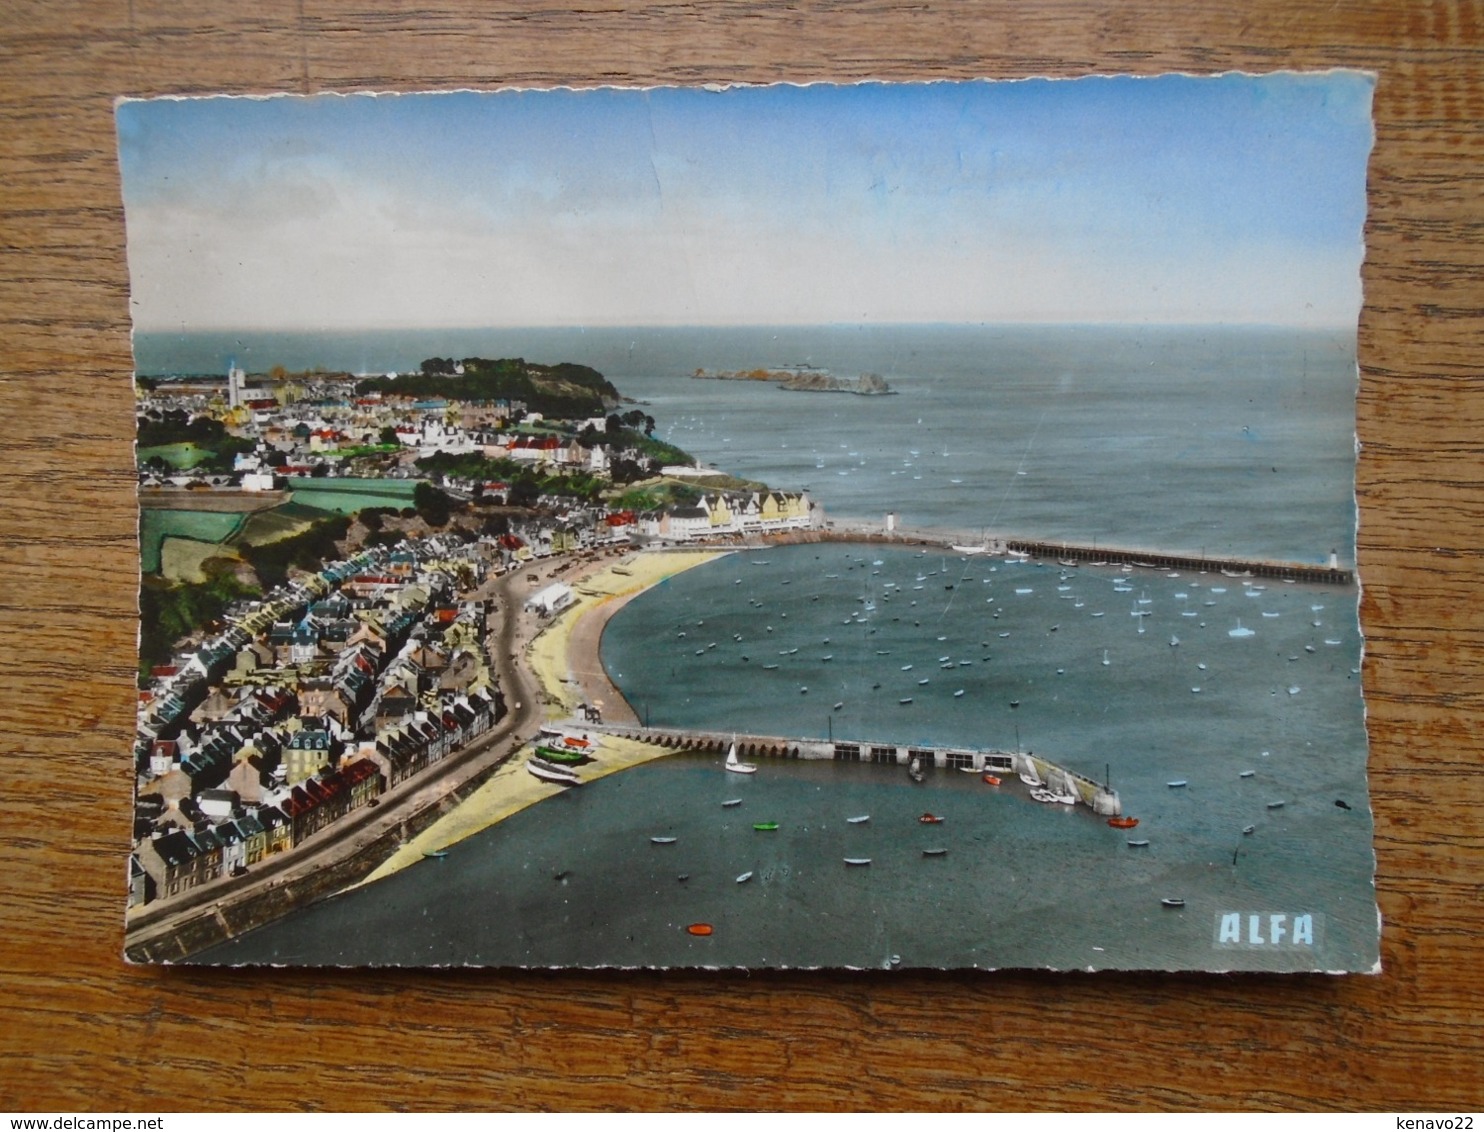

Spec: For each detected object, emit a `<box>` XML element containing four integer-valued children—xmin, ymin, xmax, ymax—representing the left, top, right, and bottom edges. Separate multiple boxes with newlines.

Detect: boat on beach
<box><xmin>528</xmin><ymin>758</ymin><xmax>582</xmax><ymax>786</ymax></box>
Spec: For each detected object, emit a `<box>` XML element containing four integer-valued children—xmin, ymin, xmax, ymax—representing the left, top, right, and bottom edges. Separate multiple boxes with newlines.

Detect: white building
<box><xmin>524</xmin><ymin>582</ymin><xmax>574</xmax><ymax>617</ymax></box>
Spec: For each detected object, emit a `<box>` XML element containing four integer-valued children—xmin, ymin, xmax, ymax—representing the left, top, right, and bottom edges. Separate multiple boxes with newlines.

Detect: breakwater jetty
<box><xmin>587</xmin><ymin>723</ymin><xmax>1122</xmax><ymax>816</ymax></box>
<box><xmin>998</xmin><ymin>540</ymin><xmax>1352</xmax><ymax>585</ymax></box>
<box><xmin>755</xmin><ymin>527</ymin><xmax>1353</xmax><ymax>586</ymax></box>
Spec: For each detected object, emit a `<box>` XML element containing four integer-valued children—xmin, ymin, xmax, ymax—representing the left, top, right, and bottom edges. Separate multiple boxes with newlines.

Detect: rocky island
<box><xmin>691</xmin><ymin>367</ymin><xmax>895</xmax><ymax>396</ymax></box>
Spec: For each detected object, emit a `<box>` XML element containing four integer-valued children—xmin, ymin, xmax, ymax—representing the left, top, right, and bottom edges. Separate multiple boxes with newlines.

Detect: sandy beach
<box><xmin>360</xmin><ymin>548</ymin><xmax>728</xmax><ymax>883</ymax></box>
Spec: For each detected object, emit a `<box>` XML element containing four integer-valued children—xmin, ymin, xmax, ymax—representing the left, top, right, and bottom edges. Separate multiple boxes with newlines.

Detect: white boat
<box><xmin>736</xmin><ymin>871</ymin><xmax>754</xmax><ymax>884</ymax></box>
<box><xmin>1167</xmin><ymin>779</ymin><xmax>1188</xmax><ymax>788</ymax></box>
<box><xmin>650</xmin><ymin>836</ymin><xmax>677</xmax><ymax>845</ymax></box>
<box><xmin>1228</xmin><ymin>620</ymin><xmax>1256</xmax><ymax>638</ymax></box>
<box><xmin>725</xmin><ymin>740</ymin><xmax>757</xmax><ymax>775</ymax></box>
<box><xmin>847</xmin><ymin>814</ymin><xmax>870</xmax><ymax>824</ymax></box>
<box><xmin>843</xmin><ymin>858</ymin><xmax>872</xmax><ymax>866</ymax></box>
<box><xmin>528</xmin><ymin>761</ymin><xmax>581</xmax><ymax>786</ymax></box>
<box><xmin>1018</xmin><ymin>759</ymin><xmax>1043</xmax><ymax>787</ymax></box>
<box><xmin>722</xmin><ymin>798</ymin><xmax>743</xmax><ymax>807</ymax></box>
<box><xmin>1101</xmin><ymin>650</ymin><xmax>1110</xmax><ymax>666</ymax></box>
<box><xmin>909</xmin><ymin>755</ymin><xmax>925</xmax><ymax>782</ymax></box>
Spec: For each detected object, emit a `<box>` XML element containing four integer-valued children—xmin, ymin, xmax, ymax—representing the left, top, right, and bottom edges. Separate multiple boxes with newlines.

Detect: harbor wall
<box><xmin>593</xmin><ymin>723</ymin><xmax>1121</xmax><ymax>816</ymax></box>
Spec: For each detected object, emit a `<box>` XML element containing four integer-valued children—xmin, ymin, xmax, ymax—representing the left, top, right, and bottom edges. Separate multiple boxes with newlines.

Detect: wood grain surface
<box><xmin>2</xmin><ymin>0</ymin><xmax>1481</xmax><ymax>1112</ymax></box>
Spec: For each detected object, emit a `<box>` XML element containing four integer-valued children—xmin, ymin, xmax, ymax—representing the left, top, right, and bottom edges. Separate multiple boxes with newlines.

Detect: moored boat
<box><xmin>686</xmin><ymin>923</ymin><xmax>713</xmax><ymax>936</ymax></box>
<box><xmin>1161</xmin><ymin>898</ymin><xmax>1186</xmax><ymax>908</ymax></box>
<box><xmin>982</xmin><ymin>774</ymin><xmax>1001</xmax><ymax>786</ymax></box>
<box><xmin>724</xmin><ymin>740</ymin><xmax>757</xmax><ymax>775</ymax></box>
<box><xmin>918</xmin><ymin>812</ymin><xmax>944</xmax><ymax>824</ymax></box>
<box><xmin>843</xmin><ymin>857</ymin><xmax>872</xmax><ymax>866</ymax></box>
<box><xmin>1107</xmin><ymin>816</ymin><xmax>1139</xmax><ymax>829</ymax></box>
<box><xmin>753</xmin><ymin>821</ymin><xmax>779</xmax><ymax>832</ymax></box>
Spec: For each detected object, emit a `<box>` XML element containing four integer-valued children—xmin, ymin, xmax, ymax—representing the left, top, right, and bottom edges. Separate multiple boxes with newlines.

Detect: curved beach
<box><xmin>361</xmin><ymin>548</ymin><xmax>728</xmax><ymax>882</ymax></box>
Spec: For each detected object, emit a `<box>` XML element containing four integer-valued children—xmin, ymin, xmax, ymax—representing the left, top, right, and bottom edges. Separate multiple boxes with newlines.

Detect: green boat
<box><xmin>753</xmin><ymin>822</ymin><xmax>779</xmax><ymax>832</ymax></box>
<box><xmin>535</xmin><ymin>744</ymin><xmax>586</xmax><ymax>764</ymax></box>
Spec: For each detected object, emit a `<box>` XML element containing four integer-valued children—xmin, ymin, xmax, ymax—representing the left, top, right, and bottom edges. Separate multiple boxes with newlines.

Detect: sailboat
<box><xmin>724</xmin><ymin>739</ymin><xmax>756</xmax><ymax>775</ymax></box>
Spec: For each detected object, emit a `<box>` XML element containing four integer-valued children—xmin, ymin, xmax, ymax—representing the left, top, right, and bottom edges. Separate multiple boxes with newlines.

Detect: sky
<box><xmin>116</xmin><ymin>73</ymin><xmax>1374</xmax><ymax>331</ymax></box>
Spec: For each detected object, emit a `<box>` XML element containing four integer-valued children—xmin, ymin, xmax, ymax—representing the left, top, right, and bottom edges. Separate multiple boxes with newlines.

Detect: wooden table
<box><xmin>2</xmin><ymin>1</ymin><xmax>1480</xmax><ymax>1112</ymax></box>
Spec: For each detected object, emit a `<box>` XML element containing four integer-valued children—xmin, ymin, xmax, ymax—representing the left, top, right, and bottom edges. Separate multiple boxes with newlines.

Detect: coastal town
<box><xmin>130</xmin><ymin>357</ymin><xmax>819</xmax><ymax>927</ymax></box>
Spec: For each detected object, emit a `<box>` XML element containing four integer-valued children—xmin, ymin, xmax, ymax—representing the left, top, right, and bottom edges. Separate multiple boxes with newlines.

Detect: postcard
<box><xmin>119</xmin><ymin>73</ymin><xmax>1377</xmax><ymax>970</ymax></box>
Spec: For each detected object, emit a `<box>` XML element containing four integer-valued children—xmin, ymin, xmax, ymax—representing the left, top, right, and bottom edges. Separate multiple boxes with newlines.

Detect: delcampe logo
<box><xmin>1213</xmin><ymin>912</ymin><xmax>1326</xmax><ymax>950</ymax></box>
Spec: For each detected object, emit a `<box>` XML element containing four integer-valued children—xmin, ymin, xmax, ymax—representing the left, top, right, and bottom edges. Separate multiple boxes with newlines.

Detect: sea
<box><xmin>169</xmin><ymin>324</ymin><xmax>1376</xmax><ymax>971</ymax></box>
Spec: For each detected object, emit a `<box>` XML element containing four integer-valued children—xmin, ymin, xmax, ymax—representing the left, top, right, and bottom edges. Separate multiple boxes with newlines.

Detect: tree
<box><xmin>606</xmin><ymin>413</ymin><xmax>623</xmax><ymax>435</ymax></box>
<box><xmin>413</xmin><ymin>482</ymin><xmax>454</xmax><ymax>528</ymax></box>
<box><xmin>309</xmin><ymin>463</ymin><xmax>329</xmax><ymax>478</ymax></box>
<box><xmin>507</xmin><ymin>475</ymin><xmax>541</xmax><ymax>509</ymax></box>
<box><xmin>578</xmin><ymin>424</ymin><xmax>602</xmax><ymax>450</ymax></box>
<box><xmin>378</xmin><ymin>425</ymin><xmax>400</xmax><ymax>446</ymax></box>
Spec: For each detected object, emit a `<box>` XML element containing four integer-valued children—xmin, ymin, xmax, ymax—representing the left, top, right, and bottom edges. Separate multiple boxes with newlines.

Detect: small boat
<box><xmin>686</xmin><ymin>923</ymin><xmax>713</xmax><ymax>936</ymax></box>
<box><xmin>899</xmin><ymin>697</ymin><xmax>913</xmax><ymax>705</ymax></box>
<box><xmin>982</xmin><ymin>774</ymin><xmax>1001</xmax><ymax>786</ymax></box>
<box><xmin>1107</xmin><ymin>816</ymin><xmax>1139</xmax><ymax>829</ymax></box>
<box><xmin>753</xmin><ymin>822</ymin><xmax>779</xmax><ymax>832</ymax></box>
<box><xmin>843</xmin><ymin>858</ymin><xmax>872</xmax><ymax>867</ymax></box>
<box><xmin>422</xmin><ymin>850</ymin><xmax>448</xmax><ymax>860</ymax></box>
<box><xmin>528</xmin><ymin>761</ymin><xmax>581</xmax><ymax>786</ymax></box>
<box><xmin>650</xmin><ymin>836</ymin><xmax>677</xmax><ymax>845</ymax></box>
<box><xmin>534</xmin><ymin>744</ymin><xmax>586</xmax><ymax>765</ymax></box>
<box><xmin>1127</xmin><ymin>839</ymin><xmax>1150</xmax><ymax>848</ymax></box>
<box><xmin>1243</xmin><ymin>825</ymin><xmax>1256</xmax><ymax>835</ymax></box>
<box><xmin>1167</xmin><ymin>780</ymin><xmax>1188</xmax><ymax>788</ymax></box>
<box><xmin>725</xmin><ymin>741</ymin><xmax>757</xmax><ymax>776</ymax></box>
<box><xmin>921</xmin><ymin>848</ymin><xmax>948</xmax><ymax>857</ymax></box>
<box><xmin>1267</xmin><ymin>800</ymin><xmax>1286</xmax><ymax>809</ymax></box>
<box><xmin>847</xmin><ymin>814</ymin><xmax>870</xmax><ymax>824</ymax></box>
<box><xmin>736</xmin><ymin>871</ymin><xmax>753</xmax><ymax>884</ymax></box>
<box><xmin>953</xmin><ymin>689</ymin><xmax>965</xmax><ymax>697</ymax></box>
<box><xmin>722</xmin><ymin>798</ymin><xmax>742</xmax><ymax>807</ymax></box>
<box><xmin>1239</xmin><ymin>770</ymin><xmax>1255</xmax><ymax>779</ymax></box>
<box><xmin>919</xmin><ymin>813</ymin><xmax>944</xmax><ymax>824</ymax></box>
<box><xmin>1161</xmin><ymin>898</ymin><xmax>1186</xmax><ymax>909</ymax></box>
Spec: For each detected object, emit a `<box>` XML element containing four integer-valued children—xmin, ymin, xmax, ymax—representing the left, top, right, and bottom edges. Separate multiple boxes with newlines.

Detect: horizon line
<box><xmin>135</xmin><ymin>318</ymin><xmax>1362</xmax><ymax>335</ymax></box>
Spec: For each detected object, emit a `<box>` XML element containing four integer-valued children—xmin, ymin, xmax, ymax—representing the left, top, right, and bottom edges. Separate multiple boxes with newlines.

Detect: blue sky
<box><xmin>116</xmin><ymin>74</ymin><xmax>1374</xmax><ymax>330</ymax></box>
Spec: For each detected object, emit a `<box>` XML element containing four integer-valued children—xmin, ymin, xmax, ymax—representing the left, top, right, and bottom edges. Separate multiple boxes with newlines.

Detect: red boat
<box><xmin>983</xmin><ymin>774</ymin><xmax>1002</xmax><ymax>786</ymax></box>
<box><xmin>1107</xmin><ymin>816</ymin><xmax>1140</xmax><ymax>829</ymax></box>
<box><xmin>919</xmin><ymin>813</ymin><xmax>944</xmax><ymax>824</ymax></box>
<box><xmin>686</xmin><ymin>923</ymin><xmax>714</xmax><ymax>937</ymax></box>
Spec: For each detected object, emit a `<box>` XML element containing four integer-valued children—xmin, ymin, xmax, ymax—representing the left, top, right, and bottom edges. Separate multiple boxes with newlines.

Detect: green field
<box><xmin>286</xmin><ymin>477</ymin><xmax>422</xmax><ymax>515</ymax></box>
<box><xmin>229</xmin><ymin>500</ymin><xmax>333</xmax><ymax>547</ymax></box>
<box><xmin>139</xmin><ymin>510</ymin><xmax>246</xmax><ymax>574</ymax></box>
<box><xmin>137</xmin><ymin>442</ymin><xmax>212</xmax><ymax>470</ymax></box>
